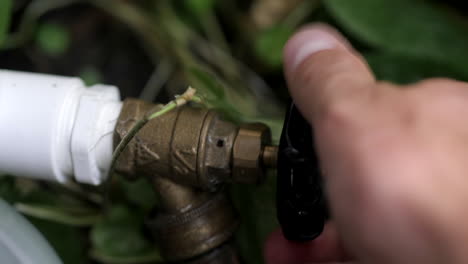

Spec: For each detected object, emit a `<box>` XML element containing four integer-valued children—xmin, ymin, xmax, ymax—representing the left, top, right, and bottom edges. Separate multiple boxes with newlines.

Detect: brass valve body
<box><xmin>114</xmin><ymin>99</ymin><xmax>239</xmax><ymax>190</ymax></box>
<box><xmin>113</xmin><ymin>98</ymin><xmax>276</xmax><ymax>262</ymax></box>
<box><xmin>114</xmin><ymin>99</ymin><xmax>275</xmax><ymax>188</ymax></box>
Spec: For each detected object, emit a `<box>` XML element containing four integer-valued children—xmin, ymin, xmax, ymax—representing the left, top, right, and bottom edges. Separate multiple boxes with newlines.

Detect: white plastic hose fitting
<box><xmin>0</xmin><ymin>70</ymin><xmax>122</xmax><ymax>185</ymax></box>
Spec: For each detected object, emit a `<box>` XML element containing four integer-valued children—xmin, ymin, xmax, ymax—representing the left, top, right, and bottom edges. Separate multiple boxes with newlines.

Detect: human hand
<box><xmin>265</xmin><ymin>24</ymin><xmax>468</xmax><ymax>264</ymax></box>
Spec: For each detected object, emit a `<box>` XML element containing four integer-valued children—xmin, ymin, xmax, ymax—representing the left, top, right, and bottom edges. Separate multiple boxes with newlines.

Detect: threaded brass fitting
<box><xmin>114</xmin><ymin>98</ymin><xmax>277</xmax><ymax>188</ymax></box>
<box><xmin>113</xmin><ymin>98</ymin><xmax>277</xmax><ymax>262</ymax></box>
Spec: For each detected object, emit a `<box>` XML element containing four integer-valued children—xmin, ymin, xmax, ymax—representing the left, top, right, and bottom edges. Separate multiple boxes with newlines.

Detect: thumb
<box><xmin>283</xmin><ymin>24</ymin><xmax>376</xmax><ymax>124</ymax></box>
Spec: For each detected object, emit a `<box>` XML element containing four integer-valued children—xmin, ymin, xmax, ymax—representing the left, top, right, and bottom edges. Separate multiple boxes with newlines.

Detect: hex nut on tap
<box><xmin>232</xmin><ymin>123</ymin><xmax>271</xmax><ymax>183</ymax></box>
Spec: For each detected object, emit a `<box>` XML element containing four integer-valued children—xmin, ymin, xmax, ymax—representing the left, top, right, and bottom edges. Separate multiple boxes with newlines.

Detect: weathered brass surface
<box><xmin>149</xmin><ymin>180</ymin><xmax>238</xmax><ymax>262</ymax></box>
<box><xmin>232</xmin><ymin>123</ymin><xmax>271</xmax><ymax>184</ymax></box>
<box><xmin>114</xmin><ymin>98</ymin><xmax>276</xmax><ymax>263</ymax></box>
<box><xmin>262</xmin><ymin>145</ymin><xmax>278</xmax><ymax>169</ymax></box>
<box><xmin>114</xmin><ymin>99</ymin><xmax>240</xmax><ymax>190</ymax></box>
<box><xmin>114</xmin><ymin>99</ymin><xmax>211</xmax><ymax>187</ymax></box>
<box><xmin>114</xmin><ymin>99</ymin><xmax>275</xmax><ymax>187</ymax></box>
<box><xmin>183</xmin><ymin>243</ymin><xmax>241</xmax><ymax>264</ymax></box>
<box><xmin>153</xmin><ymin>176</ymin><xmax>210</xmax><ymax>214</ymax></box>
<box><xmin>198</xmin><ymin>114</ymin><xmax>238</xmax><ymax>187</ymax></box>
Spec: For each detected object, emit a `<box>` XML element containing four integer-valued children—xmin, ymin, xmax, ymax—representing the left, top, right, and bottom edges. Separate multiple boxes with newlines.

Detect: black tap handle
<box><xmin>276</xmin><ymin>102</ymin><xmax>328</xmax><ymax>241</ymax></box>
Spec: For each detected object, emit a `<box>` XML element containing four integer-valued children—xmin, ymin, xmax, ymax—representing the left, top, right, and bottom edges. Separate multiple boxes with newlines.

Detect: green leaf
<box><xmin>188</xmin><ymin>66</ymin><xmax>244</xmax><ymax>121</ymax></box>
<box><xmin>185</xmin><ymin>0</ymin><xmax>216</xmax><ymax>16</ymax></box>
<box><xmin>91</xmin><ymin>205</ymin><xmax>160</xmax><ymax>262</ymax></box>
<box><xmin>28</xmin><ymin>217</ymin><xmax>86</xmax><ymax>264</ymax></box>
<box><xmin>16</xmin><ymin>203</ymin><xmax>102</xmax><ymax>226</ymax></box>
<box><xmin>0</xmin><ymin>176</ymin><xmax>20</xmax><ymax>203</ymax></box>
<box><xmin>325</xmin><ymin>0</ymin><xmax>468</xmax><ymax>76</ymax></box>
<box><xmin>231</xmin><ymin>171</ymin><xmax>278</xmax><ymax>264</ymax></box>
<box><xmin>118</xmin><ymin>176</ymin><xmax>158</xmax><ymax>212</ymax></box>
<box><xmin>90</xmin><ymin>250</ymin><xmax>163</xmax><ymax>264</ymax></box>
<box><xmin>36</xmin><ymin>23</ymin><xmax>70</xmax><ymax>56</ymax></box>
<box><xmin>365</xmin><ymin>52</ymin><xmax>468</xmax><ymax>84</ymax></box>
<box><xmin>0</xmin><ymin>0</ymin><xmax>11</xmax><ymax>46</ymax></box>
<box><xmin>0</xmin><ymin>176</ymin><xmax>103</xmax><ymax>226</ymax></box>
<box><xmin>254</xmin><ymin>25</ymin><xmax>294</xmax><ymax>69</ymax></box>
<box><xmin>79</xmin><ymin>66</ymin><xmax>103</xmax><ymax>86</ymax></box>
<box><xmin>189</xmin><ymin>66</ymin><xmax>284</xmax><ymax>142</ymax></box>
<box><xmin>189</xmin><ymin>66</ymin><xmax>226</xmax><ymax>101</ymax></box>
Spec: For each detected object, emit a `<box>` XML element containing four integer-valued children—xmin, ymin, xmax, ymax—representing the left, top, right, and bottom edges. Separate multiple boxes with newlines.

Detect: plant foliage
<box><xmin>0</xmin><ymin>0</ymin><xmax>11</xmax><ymax>46</ymax></box>
<box><xmin>1</xmin><ymin>0</ymin><xmax>468</xmax><ymax>263</ymax></box>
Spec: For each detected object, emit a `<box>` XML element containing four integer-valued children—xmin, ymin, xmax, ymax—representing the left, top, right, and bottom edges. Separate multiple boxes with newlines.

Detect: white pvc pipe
<box><xmin>0</xmin><ymin>70</ymin><xmax>122</xmax><ymax>185</ymax></box>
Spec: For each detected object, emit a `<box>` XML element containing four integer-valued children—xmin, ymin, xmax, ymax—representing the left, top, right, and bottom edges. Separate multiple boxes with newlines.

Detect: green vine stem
<box><xmin>15</xmin><ymin>203</ymin><xmax>103</xmax><ymax>226</ymax></box>
<box><xmin>89</xmin><ymin>249</ymin><xmax>163</xmax><ymax>264</ymax></box>
<box><xmin>109</xmin><ymin>87</ymin><xmax>200</xmax><ymax>175</ymax></box>
<box><xmin>103</xmin><ymin>87</ymin><xmax>201</xmax><ymax>206</ymax></box>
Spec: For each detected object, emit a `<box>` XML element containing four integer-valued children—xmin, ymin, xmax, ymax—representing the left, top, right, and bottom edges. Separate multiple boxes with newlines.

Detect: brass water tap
<box><xmin>113</xmin><ymin>98</ymin><xmax>277</xmax><ymax>263</ymax></box>
<box><xmin>113</xmin><ymin>98</ymin><xmax>277</xmax><ymax>188</ymax></box>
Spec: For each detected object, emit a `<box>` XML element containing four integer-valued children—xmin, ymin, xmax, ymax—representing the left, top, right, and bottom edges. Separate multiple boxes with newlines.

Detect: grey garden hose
<box><xmin>0</xmin><ymin>198</ymin><xmax>62</xmax><ymax>264</ymax></box>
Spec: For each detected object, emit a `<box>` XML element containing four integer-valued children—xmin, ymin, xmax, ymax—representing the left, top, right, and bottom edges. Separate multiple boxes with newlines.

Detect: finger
<box><xmin>283</xmin><ymin>23</ymin><xmax>376</xmax><ymax>124</ymax></box>
<box><xmin>310</xmin><ymin>262</ymin><xmax>356</xmax><ymax>264</ymax></box>
<box><xmin>264</xmin><ymin>222</ymin><xmax>352</xmax><ymax>264</ymax></box>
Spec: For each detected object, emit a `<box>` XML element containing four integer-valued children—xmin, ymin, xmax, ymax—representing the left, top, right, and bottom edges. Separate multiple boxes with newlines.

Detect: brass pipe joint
<box><xmin>148</xmin><ymin>179</ymin><xmax>239</xmax><ymax>261</ymax></box>
<box><xmin>113</xmin><ymin>98</ymin><xmax>277</xmax><ymax>263</ymax></box>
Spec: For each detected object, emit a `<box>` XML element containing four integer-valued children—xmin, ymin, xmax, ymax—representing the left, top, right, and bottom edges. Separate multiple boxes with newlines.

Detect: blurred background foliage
<box><xmin>1</xmin><ymin>0</ymin><xmax>468</xmax><ymax>263</ymax></box>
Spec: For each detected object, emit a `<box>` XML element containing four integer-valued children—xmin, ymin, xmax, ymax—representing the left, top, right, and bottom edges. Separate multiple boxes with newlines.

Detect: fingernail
<box><xmin>284</xmin><ymin>26</ymin><xmax>342</xmax><ymax>72</ymax></box>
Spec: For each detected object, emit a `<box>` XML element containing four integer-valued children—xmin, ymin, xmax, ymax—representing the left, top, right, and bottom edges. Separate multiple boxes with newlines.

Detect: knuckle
<box><xmin>314</xmin><ymin>83</ymin><xmax>375</xmax><ymax>126</ymax></box>
<box><xmin>412</xmin><ymin>78</ymin><xmax>468</xmax><ymax>92</ymax></box>
<box><xmin>315</xmin><ymin>99</ymin><xmax>360</xmax><ymax>129</ymax></box>
<box><xmin>407</xmin><ymin>78</ymin><xmax>468</xmax><ymax>105</ymax></box>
